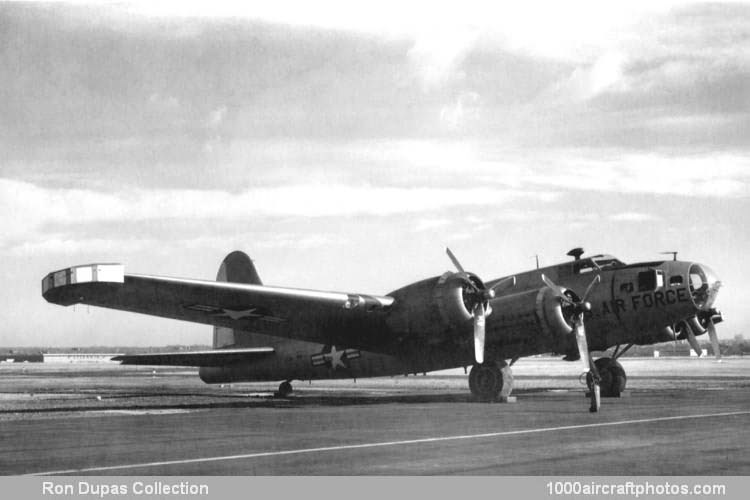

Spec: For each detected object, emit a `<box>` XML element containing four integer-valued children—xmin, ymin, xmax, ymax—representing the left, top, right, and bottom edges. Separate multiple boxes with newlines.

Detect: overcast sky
<box><xmin>1</xmin><ymin>1</ymin><xmax>748</xmax><ymax>347</ymax></box>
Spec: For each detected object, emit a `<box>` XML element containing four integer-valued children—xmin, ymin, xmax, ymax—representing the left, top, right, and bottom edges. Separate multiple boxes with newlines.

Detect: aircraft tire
<box><xmin>277</xmin><ymin>381</ymin><xmax>293</xmax><ymax>397</ymax></box>
<box><xmin>593</xmin><ymin>358</ymin><xmax>626</xmax><ymax>397</ymax></box>
<box><xmin>468</xmin><ymin>361</ymin><xmax>513</xmax><ymax>401</ymax></box>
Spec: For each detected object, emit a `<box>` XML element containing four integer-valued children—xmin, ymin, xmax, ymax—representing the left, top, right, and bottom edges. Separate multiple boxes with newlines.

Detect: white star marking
<box><xmin>219</xmin><ymin>308</ymin><xmax>261</xmax><ymax>320</ymax></box>
<box><xmin>325</xmin><ymin>346</ymin><xmax>346</xmax><ymax>370</ymax></box>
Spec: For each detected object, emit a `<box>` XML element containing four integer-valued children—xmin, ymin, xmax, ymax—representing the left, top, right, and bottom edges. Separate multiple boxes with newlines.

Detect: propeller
<box><xmin>683</xmin><ymin>322</ymin><xmax>703</xmax><ymax>357</ymax></box>
<box><xmin>700</xmin><ymin>308</ymin><xmax>723</xmax><ymax>361</ymax></box>
<box><xmin>707</xmin><ymin>321</ymin><xmax>721</xmax><ymax>361</ymax></box>
<box><xmin>541</xmin><ymin>273</ymin><xmax>602</xmax><ymax>411</ymax></box>
<box><xmin>680</xmin><ymin>309</ymin><xmax>723</xmax><ymax>360</ymax></box>
<box><xmin>445</xmin><ymin>248</ymin><xmax>515</xmax><ymax>365</ymax></box>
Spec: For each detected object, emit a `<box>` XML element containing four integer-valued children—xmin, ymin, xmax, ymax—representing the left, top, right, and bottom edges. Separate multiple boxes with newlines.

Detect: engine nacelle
<box><xmin>385</xmin><ymin>272</ymin><xmax>486</xmax><ymax>339</ymax></box>
<box><xmin>385</xmin><ymin>275</ymin><xmax>574</xmax><ymax>349</ymax></box>
<box><xmin>489</xmin><ymin>287</ymin><xmax>573</xmax><ymax>340</ymax></box>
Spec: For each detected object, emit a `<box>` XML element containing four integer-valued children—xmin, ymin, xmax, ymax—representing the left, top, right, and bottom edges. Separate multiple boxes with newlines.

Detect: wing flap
<box><xmin>112</xmin><ymin>347</ymin><xmax>275</xmax><ymax>367</ymax></box>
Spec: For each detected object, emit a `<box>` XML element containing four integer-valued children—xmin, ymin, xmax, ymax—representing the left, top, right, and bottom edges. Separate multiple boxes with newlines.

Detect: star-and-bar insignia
<box><xmin>310</xmin><ymin>345</ymin><xmax>361</xmax><ymax>370</ymax></box>
<box><xmin>183</xmin><ymin>304</ymin><xmax>285</xmax><ymax>323</ymax></box>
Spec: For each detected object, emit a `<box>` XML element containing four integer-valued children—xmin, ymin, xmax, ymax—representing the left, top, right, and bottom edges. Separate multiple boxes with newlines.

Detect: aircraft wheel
<box><xmin>277</xmin><ymin>380</ymin><xmax>293</xmax><ymax>397</ymax></box>
<box><xmin>469</xmin><ymin>361</ymin><xmax>513</xmax><ymax>401</ymax></box>
<box><xmin>593</xmin><ymin>358</ymin><xmax>626</xmax><ymax>397</ymax></box>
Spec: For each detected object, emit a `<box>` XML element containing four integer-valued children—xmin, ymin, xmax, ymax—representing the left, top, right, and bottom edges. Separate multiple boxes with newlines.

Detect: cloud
<box><xmin>206</xmin><ymin>106</ymin><xmax>227</xmax><ymax>129</ymax></box>
<box><xmin>440</xmin><ymin>91</ymin><xmax>481</xmax><ymax>130</ymax></box>
<box><xmin>540</xmin><ymin>52</ymin><xmax>626</xmax><ymax>103</ymax></box>
<box><xmin>608</xmin><ymin>212</ymin><xmax>659</xmax><ymax>222</ymax></box>
<box><xmin>148</xmin><ymin>93</ymin><xmax>180</xmax><ymax>109</ymax></box>
<box><xmin>508</xmin><ymin>151</ymin><xmax>750</xmax><ymax>198</ymax></box>
<box><xmin>0</xmin><ymin>178</ymin><xmax>555</xmax><ymax>253</ymax></box>
<box><xmin>118</xmin><ymin>1</ymin><xmax>679</xmax><ymax>62</ymax></box>
<box><xmin>7</xmin><ymin>237</ymin><xmax>154</xmax><ymax>258</ymax></box>
<box><xmin>407</xmin><ymin>27</ymin><xmax>479</xmax><ymax>89</ymax></box>
<box><xmin>414</xmin><ymin>218</ymin><xmax>452</xmax><ymax>232</ymax></box>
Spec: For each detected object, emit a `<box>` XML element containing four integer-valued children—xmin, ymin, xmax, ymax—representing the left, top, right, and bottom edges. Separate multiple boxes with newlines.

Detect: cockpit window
<box><xmin>592</xmin><ymin>257</ymin><xmax>625</xmax><ymax>269</ymax></box>
<box><xmin>669</xmin><ymin>275</ymin><xmax>683</xmax><ymax>286</ymax></box>
<box><xmin>577</xmin><ymin>263</ymin><xmax>595</xmax><ymax>274</ymax></box>
<box><xmin>574</xmin><ymin>256</ymin><xmax>625</xmax><ymax>275</ymax></box>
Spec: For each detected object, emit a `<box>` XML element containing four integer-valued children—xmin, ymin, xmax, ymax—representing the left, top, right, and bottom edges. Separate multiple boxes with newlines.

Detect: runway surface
<box><xmin>1</xmin><ymin>358</ymin><xmax>749</xmax><ymax>475</ymax></box>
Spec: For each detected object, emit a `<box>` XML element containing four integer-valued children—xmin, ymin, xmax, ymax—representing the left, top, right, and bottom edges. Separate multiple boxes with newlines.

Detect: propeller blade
<box><xmin>489</xmin><ymin>276</ymin><xmax>516</xmax><ymax>294</ymax></box>
<box><xmin>473</xmin><ymin>302</ymin><xmax>486</xmax><ymax>364</ymax></box>
<box><xmin>541</xmin><ymin>274</ymin><xmax>576</xmax><ymax>308</ymax></box>
<box><xmin>540</xmin><ymin>273</ymin><xmax>558</xmax><ymax>290</ymax></box>
<box><xmin>582</xmin><ymin>275</ymin><xmax>601</xmax><ymax>303</ymax></box>
<box><xmin>685</xmin><ymin>322</ymin><xmax>703</xmax><ymax>357</ymax></box>
<box><xmin>446</xmin><ymin>247</ymin><xmax>466</xmax><ymax>274</ymax></box>
<box><xmin>707</xmin><ymin>320</ymin><xmax>722</xmax><ymax>361</ymax></box>
<box><xmin>573</xmin><ymin>316</ymin><xmax>591</xmax><ymax>372</ymax></box>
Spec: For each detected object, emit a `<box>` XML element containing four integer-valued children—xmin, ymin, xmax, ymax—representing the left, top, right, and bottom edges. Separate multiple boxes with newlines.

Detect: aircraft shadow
<box><xmin>0</xmin><ymin>388</ymin><xmax>558</xmax><ymax>414</ymax></box>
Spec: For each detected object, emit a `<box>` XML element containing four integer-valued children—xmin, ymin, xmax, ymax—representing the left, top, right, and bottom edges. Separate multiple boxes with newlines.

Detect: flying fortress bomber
<box><xmin>42</xmin><ymin>248</ymin><xmax>723</xmax><ymax>412</ymax></box>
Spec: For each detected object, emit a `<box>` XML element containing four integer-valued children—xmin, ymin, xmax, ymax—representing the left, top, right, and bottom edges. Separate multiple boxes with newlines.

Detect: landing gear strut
<box><xmin>586</xmin><ymin>368</ymin><xmax>601</xmax><ymax>413</ymax></box>
<box><xmin>468</xmin><ymin>361</ymin><xmax>513</xmax><ymax>401</ymax></box>
<box><xmin>277</xmin><ymin>380</ymin><xmax>293</xmax><ymax>397</ymax></box>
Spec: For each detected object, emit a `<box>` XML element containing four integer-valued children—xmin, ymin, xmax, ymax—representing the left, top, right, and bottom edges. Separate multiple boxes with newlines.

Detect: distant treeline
<box><xmin>615</xmin><ymin>338</ymin><xmax>750</xmax><ymax>357</ymax></box>
<box><xmin>0</xmin><ymin>345</ymin><xmax>211</xmax><ymax>356</ymax></box>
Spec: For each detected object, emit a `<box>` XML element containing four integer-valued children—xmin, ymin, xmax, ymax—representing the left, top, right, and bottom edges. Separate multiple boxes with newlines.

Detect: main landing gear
<box><xmin>468</xmin><ymin>361</ymin><xmax>514</xmax><ymax>402</ymax></box>
<box><xmin>592</xmin><ymin>357</ymin><xmax>627</xmax><ymax>397</ymax></box>
<box><xmin>584</xmin><ymin>356</ymin><xmax>627</xmax><ymax>412</ymax></box>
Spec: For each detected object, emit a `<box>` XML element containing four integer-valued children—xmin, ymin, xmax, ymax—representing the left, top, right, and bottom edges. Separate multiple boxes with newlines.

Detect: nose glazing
<box><xmin>688</xmin><ymin>264</ymin><xmax>721</xmax><ymax>310</ymax></box>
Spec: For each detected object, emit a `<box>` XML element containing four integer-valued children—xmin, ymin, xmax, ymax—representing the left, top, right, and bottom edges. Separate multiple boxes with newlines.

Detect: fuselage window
<box><xmin>655</xmin><ymin>270</ymin><xmax>664</xmax><ymax>288</ymax></box>
<box><xmin>638</xmin><ymin>270</ymin><xmax>658</xmax><ymax>291</ymax></box>
<box><xmin>669</xmin><ymin>275</ymin><xmax>683</xmax><ymax>286</ymax></box>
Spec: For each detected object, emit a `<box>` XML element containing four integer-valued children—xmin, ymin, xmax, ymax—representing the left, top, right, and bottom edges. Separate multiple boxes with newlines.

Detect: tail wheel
<box><xmin>277</xmin><ymin>380</ymin><xmax>293</xmax><ymax>397</ymax></box>
<box><xmin>593</xmin><ymin>358</ymin><xmax>626</xmax><ymax>397</ymax></box>
<box><xmin>468</xmin><ymin>361</ymin><xmax>513</xmax><ymax>401</ymax></box>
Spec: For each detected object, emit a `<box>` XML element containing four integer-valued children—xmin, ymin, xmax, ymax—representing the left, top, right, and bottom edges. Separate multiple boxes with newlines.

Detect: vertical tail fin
<box><xmin>213</xmin><ymin>251</ymin><xmax>262</xmax><ymax>348</ymax></box>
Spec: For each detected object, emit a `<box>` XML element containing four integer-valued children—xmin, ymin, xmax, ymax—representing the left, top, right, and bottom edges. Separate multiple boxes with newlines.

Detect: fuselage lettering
<box><xmin>625</xmin><ymin>287</ymin><xmax>689</xmax><ymax>311</ymax></box>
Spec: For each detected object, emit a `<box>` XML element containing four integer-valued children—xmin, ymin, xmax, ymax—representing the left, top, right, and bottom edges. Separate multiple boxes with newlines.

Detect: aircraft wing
<box><xmin>42</xmin><ymin>264</ymin><xmax>396</xmax><ymax>352</ymax></box>
<box><xmin>111</xmin><ymin>347</ymin><xmax>275</xmax><ymax>367</ymax></box>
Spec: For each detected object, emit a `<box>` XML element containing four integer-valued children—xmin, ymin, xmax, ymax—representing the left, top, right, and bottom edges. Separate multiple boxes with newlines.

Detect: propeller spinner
<box><xmin>445</xmin><ymin>248</ymin><xmax>515</xmax><ymax>365</ymax></box>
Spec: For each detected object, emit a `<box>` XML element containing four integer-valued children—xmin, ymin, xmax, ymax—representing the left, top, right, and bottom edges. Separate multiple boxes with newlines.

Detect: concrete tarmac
<box><xmin>1</xmin><ymin>358</ymin><xmax>749</xmax><ymax>475</ymax></box>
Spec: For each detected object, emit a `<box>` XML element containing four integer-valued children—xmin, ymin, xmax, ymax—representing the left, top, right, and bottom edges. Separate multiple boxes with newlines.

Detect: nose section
<box><xmin>688</xmin><ymin>263</ymin><xmax>721</xmax><ymax>310</ymax></box>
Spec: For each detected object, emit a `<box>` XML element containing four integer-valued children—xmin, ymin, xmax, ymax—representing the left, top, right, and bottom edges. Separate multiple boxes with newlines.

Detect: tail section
<box><xmin>216</xmin><ymin>250</ymin><xmax>263</xmax><ymax>285</ymax></box>
<box><xmin>213</xmin><ymin>251</ymin><xmax>263</xmax><ymax>348</ymax></box>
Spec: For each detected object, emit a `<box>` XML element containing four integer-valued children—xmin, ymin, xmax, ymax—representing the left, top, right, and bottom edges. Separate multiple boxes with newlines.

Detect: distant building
<box><xmin>42</xmin><ymin>353</ymin><xmax>122</xmax><ymax>364</ymax></box>
<box><xmin>689</xmin><ymin>348</ymin><xmax>709</xmax><ymax>357</ymax></box>
<box><xmin>0</xmin><ymin>353</ymin><xmax>44</xmax><ymax>363</ymax></box>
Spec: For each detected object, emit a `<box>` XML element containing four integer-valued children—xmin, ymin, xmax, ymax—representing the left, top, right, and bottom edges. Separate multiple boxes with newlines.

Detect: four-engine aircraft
<box><xmin>42</xmin><ymin>247</ymin><xmax>723</xmax><ymax>412</ymax></box>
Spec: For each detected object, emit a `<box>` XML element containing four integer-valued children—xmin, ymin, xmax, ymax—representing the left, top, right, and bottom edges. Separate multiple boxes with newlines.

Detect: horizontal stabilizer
<box><xmin>111</xmin><ymin>347</ymin><xmax>274</xmax><ymax>367</ymax></box>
